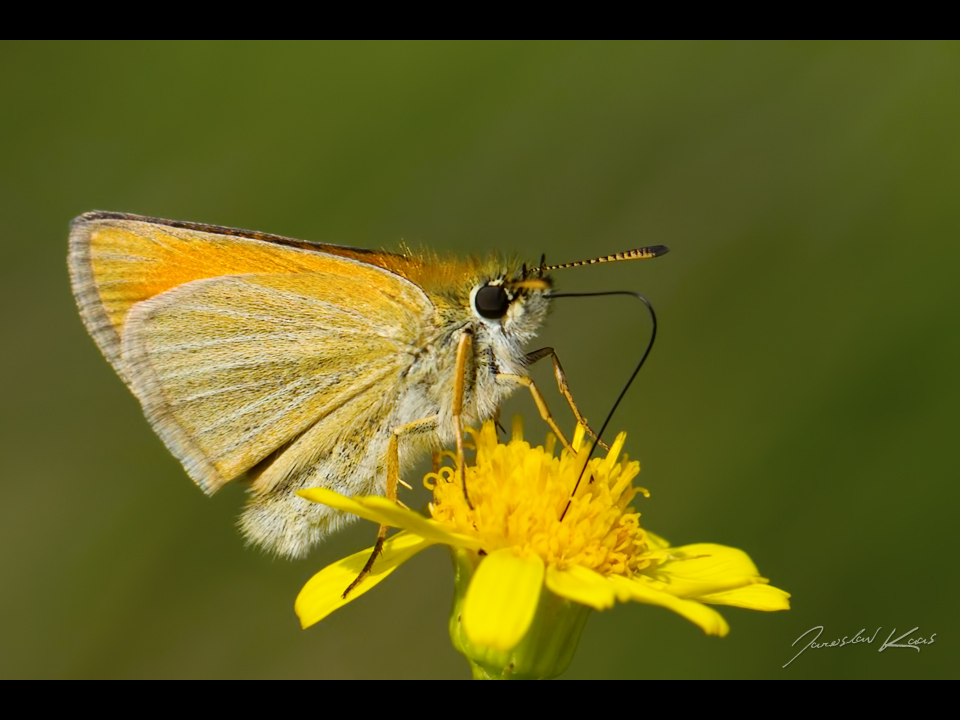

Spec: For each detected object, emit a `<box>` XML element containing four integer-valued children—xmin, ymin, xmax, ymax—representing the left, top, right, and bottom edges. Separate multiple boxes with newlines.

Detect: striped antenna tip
<box><xmin>543</xmin><ymin>245</ymin><xmax>670</xmax><ymax>271</ymax></box>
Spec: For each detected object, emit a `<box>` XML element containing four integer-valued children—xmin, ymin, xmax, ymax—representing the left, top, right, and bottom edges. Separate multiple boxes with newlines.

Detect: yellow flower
<box><xmin>295</xmin><ymin>418</ymin><xmax>790</xmax><ymax>678</ymax></box>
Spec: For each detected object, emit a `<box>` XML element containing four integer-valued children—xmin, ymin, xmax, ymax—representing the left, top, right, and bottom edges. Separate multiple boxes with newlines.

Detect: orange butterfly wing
<box><xmin>68</xmin><ymin>212</ymin><xmax>436</xmax><ymax>493</ymax></box>
<box><xmin>68</xmin><ymin>212</ymin><xmax>413</xmax><ymax>383</ymax></box>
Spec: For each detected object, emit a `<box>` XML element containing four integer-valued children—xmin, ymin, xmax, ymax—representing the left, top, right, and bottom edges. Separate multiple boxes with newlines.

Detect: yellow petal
<box><xmin>645</xmin><ymin>530</ymin><xmax>671</xmax><ymax>550</ymax></box>
<box><xmin>462</xmin><ymin>549</ymin><xmax>545</xmax><ymax>651</ymax></box>
<box><xmin>354</xmin><ymin>496</ymin><xmax>483</xmax><ymax>550</ymax></box>
<box><xmin>608</xmin><ymin>575</ymin><xmax>730</xmax><ymax>637</ymax></box>
<box><xmin>297</xmin><ymin>487</ymin><xmax>392</xmax><ymax>524</ymax></box>
<box><xmin>665</xmin><ymin>543</ymin><xmax>761</xmax><ymax>576</ymax></box>
<box><xmin>653</xmin><ymin>543</ymin><xmax>766</xmax><ymax>598</ymax></box>
<box><xmin>295</xmin><ymin>531</ymin><xmax>434</xmax><ymax>629</ymax></box>
<box><xmin>297</xmin><ymin>488</ymin><xmax>482</xmax><ymax>550</ymax></box>
<box><xmin>545</xmin><ymin>565</ymin><xmax>617</xmax><ymax>611</ymax></box>
<box><xmin>700</xmin><ymin>584</ymin><xmax>792</xmax><ymax>611</ymax></box>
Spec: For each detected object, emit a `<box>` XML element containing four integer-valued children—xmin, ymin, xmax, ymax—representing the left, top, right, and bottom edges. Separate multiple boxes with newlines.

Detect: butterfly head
<box><xmin>467</xmin><ymin>260</ymin><xmax>553</xmax><ymax>346</ymax></box>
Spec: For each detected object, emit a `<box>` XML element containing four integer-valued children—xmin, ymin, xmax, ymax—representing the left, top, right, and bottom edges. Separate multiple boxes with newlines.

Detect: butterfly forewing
<box><xmin>68</xmin><ymin>214</ymin><xmax>416</xmax><ymax>383</ymax></box>
<box><xmin>69</xmin><ymin>215</ymin><xmax>437</xmax><ymax>495</ymax></box>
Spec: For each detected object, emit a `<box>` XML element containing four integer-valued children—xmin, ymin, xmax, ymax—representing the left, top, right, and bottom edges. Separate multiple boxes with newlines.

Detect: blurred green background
<box><xmin>2</xmin><ymin>41</ymin><xmax>957</xmax><ymax>679</ymax></box>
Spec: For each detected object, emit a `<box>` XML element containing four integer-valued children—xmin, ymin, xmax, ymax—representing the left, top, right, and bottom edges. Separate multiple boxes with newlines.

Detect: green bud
<box><xmin>448</xmin><ymin>547</ymin><xmax>592</xmax><ymax>680</ymax></box>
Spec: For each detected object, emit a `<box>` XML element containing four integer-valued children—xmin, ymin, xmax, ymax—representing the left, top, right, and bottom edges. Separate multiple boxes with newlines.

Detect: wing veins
<box><xmin>172</xmin><ymin>377</ymin><xmax>280</xmax><ymax>404</ymax></box>
<box><xmin>215</xmin><ymin>365</ymin><xmax>398</xmax><ymax>457</ymax></box>
<box><xmin>198</xmin><ymin>376</ymin><xmax>316</xmax><ymax>435</ymax></box>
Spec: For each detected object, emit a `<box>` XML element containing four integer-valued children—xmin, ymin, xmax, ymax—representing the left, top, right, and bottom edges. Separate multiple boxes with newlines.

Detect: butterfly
<box><xmin>69</xmin><ymin>211</ymin><xmax>667</xmax><ymax>561</ymax></box>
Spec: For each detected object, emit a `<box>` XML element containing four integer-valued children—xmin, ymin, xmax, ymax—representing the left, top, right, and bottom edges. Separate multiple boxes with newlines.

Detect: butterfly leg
<box><xmin>496</xmin><ymin>373</ymin><xmax>572</xmax><ymax>451</ymax></box>
<box><xmin>524</xmin><ymin>347</ymin><xmax>609</xmax><ymax>450</ymax></box>
<box><xmin>452</xmin><ymin>329</ymin><xmax>475</xmax><ymax>508</ymax></box>
<box><xmin>343</xmin><ymin>413</ymin><xmax>440</xmax><ymax>598</ymax></box>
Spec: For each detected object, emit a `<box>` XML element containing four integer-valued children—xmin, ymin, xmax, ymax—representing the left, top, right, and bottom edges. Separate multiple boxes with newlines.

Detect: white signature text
<box><xmin>783</xmin><ymin>626</ymin><xmax>936</xmax><ymax>668</ymax></box>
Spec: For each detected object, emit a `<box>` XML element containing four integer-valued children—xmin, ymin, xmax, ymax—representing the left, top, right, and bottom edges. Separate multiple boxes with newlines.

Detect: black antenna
<box><xmin>545</xmin><ymin>291</ymin><xmax>658</xmax><ymax>521</ymax></box>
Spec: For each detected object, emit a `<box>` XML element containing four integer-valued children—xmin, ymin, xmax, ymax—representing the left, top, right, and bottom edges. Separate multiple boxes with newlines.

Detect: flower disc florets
<box><xmin>428</xmin><ymin>419</ymin><xmax>652</xmax><ymax>578</ymax></box>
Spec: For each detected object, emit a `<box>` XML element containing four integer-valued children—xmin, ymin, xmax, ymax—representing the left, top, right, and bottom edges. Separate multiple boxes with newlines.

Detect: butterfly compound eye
<box><xmin>474</xmin><ymin>285</ymin><xmax>511</xmax><ymax>320</ymax></box>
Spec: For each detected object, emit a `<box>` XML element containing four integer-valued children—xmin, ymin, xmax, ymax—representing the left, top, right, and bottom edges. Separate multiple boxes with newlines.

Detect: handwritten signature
<box><xmin>783</xmin><ymin>626</ymin><xmax>937</xmax><ymax>668</ymax></box>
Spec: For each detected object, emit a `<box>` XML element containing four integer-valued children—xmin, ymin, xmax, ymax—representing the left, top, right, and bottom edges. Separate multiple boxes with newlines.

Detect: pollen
<box><xmin>426</xmin><ymin>419</ymin><xmax>654</xmax><ymax>578</ymax></box>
